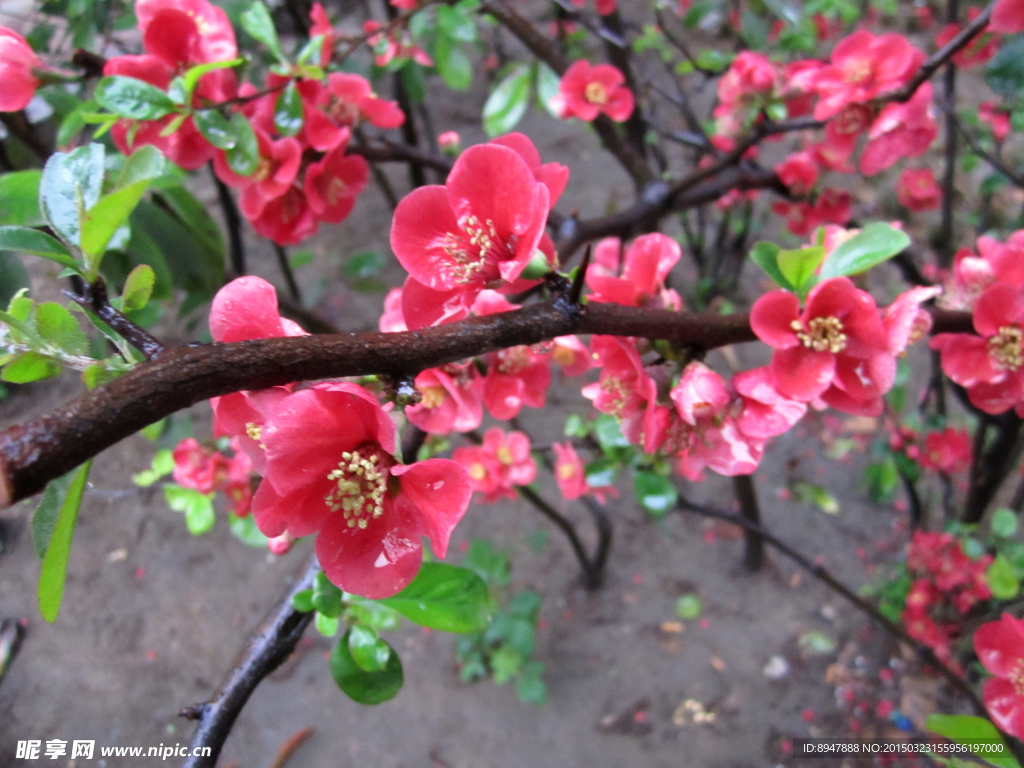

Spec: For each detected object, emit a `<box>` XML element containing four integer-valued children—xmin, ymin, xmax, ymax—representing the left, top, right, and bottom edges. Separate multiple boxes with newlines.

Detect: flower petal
<box><xmin>390</xmin><ymin>458</ymin><xmax>472</xmax><ymax>559</ymax></box>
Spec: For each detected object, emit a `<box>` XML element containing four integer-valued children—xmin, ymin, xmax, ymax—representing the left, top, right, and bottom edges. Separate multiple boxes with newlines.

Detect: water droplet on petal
<box><xmin>374</xmin><ymin>552</ymin><xmax>392</xmax><ymax>568</ymax></box>
<box><xmin>433</xmin><ymin>480</ymin><xmax>444</xmax><ymax>490</ymax></box>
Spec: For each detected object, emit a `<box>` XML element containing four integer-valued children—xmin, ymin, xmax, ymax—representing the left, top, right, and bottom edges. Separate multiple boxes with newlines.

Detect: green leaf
<box><xmin>224</xmin><ymin>112</ymin><xmax>260</xmax><ymax>176</ymax></box>
<box><xmin>537</xmin><ymin>62</ymin><xmax>561</xmax><ymax>116</ymax></box>
<box><xmin>95</xmin><ymin>76</ymin><xmax>177</xmax><ymax>120</ymax></box>
<box><xmin>750</xmin><ymin>241</ymin><xmax>793</xmax><ymax>291</ymax></box>
<box><xmin>116</xmin><ymin>145</ymin><xmax>166</xmax><ymax>188</ymax></box>
<box><xmin>675</xmin><ymin>593</ymin><xmax>702</xmax><ymax>620</ymax></box>
<box><xmin>985</xmin><ymin>37</ymin><xmax>1024</xmax><ymax>97</ymax></box>
<box><xmin>634</xmin><ymin>470</ymin><xmax>677</xmax><ymax>516</ymax></box>
<box><xmin>2</xmin><ymin>352</ymin><xmax>62</xmax><ymax>383</ymax></box>
<box><xmin>316</xmin><ymin>612</ymin><xmax>340</xmax><ymax>636</ymax></box>
<box><xmin>0</xmin><ymin>252</ymin><xmax>30</xmax><ymax>309</ymax></box>
<box><xmin>818</xmin><ymin>222</ymin><xmax>910</xmax><ymax>279</ymax></box>
<box><xmin>181</xmin><ymin>58</ymin><xmax>244</xmax><ymax>102</ymax></box>
<box><xmin>164</xmin><ymin>485</ymin><xmax>216</xmax><ymax>535</ymax></box>
<box><xmin>40</xmin><ymin>143</ymin><xmax>105</xmax><ymax>247</ymax></box>
<box><xmin>228</xmin><ymin>511</ymin><xmax>269</xmax><ymax>548</ymax></box>
<box><xmin>437</xmin><ymin>3</ymin><xmax>477</xmax><ymax>41</ymax></box>
<box><xmin>80</xmin><ymin>181</ymin><xmax>152</xmax><ymax>268</ymax></box>
<box><xmin>516</xmin><ymin>661</ymin><xmax>547</xmax><ymax>705</ymax></box>
<box><xmin>292</xmin><ymin>589</ymin><xmax>315</xmax><ymax>612</ymax></box>
<box><xmin>343</xmin><ymin>251</ymin><xmax>386</xmax><ymax>279</ymax></box>
<box><xmin>987</xmin><ymin>553</ymin><xmax>1020</xmax><ymax>600</ymax></box>
<box><xmin>436</xmin><ymin>34</ymin><xmax>472</xmax><ymax>90</ymax></box>
<box><xmin>241</xmin><ymin>1</ymin><xmax>286</xmax><ymax>61</ymax></box>
<box><xmin>37</xmin><ymin>460</ymin><xmax>91</xmax><ymax>623</ymax></box>
<box><xmin>483</xmin><ymin>64</ymin><xmax>531</xmax><ymax>137</ymax></box>
<box><xmin>36</xmin><ymin>302</ymin><xmax>89</xmax><ymax>354</ymax></box>
<box><xmin>0</xmin><ymin>226</ymin><xmax>77</xmax><ymax>269</ymax></box>
<box><xmin>798</xmin><ymin>630</ymin><xmax>837</xmax><ymax>654</ymax></box>
<box><xmin>584</xmin><ymin>457</ymin><xmax>617</xmax><ymax>488</ymax></box>
<box><xmin>0</xmin><ymin>171</ymin><xmax>44</xmax><ymax>226</ymax></box>
<box><xmin>776</xmin><ymin>245</ymin><xmax>825</xmax><ymax>297</ymax></box>
<box><xmin>31</xmin><ymin>470</ymin><xmax>77</xmax><ymax>559</ymax></box>
<box><xmin>594</xmin><ymin>413</ymin><xmax>630</xmax><ymax>450</ymax></box>
<box><xmin>122</xmin><ymin>264</ymin><xmax>155</xmax><ymax>312</ymax></box>
<box><xmin>274</xmin><ymin>81</ymin><xmax>304</xmax><ymax>137</ymax></box>
<box><xmin>992</xmin><ymin>508</ymin><xmax>1018</xmax><ymax>539</ymax></box>
<box><xmin>378</xmin><ymin>562</ymin><xmax>490</xmax><ymax>633</ymax></box>
<box><xmin>927</xmin><ymin>714</ymin><xmax>1021</xmax><ymax>768</ymax></box>
<box><xmin>132</xmin><ymin>448</ymin><xmax>174</xmax><ymax>487</ymax></box>
<box><xmin>193</xmin><ymin>109</ymin><xmax>237</xmax><ymax>150</ymax></box>
<box><xmin>330</xmin><ymin>630</ymin><xmax>403</xmax><ymax>704</ymax></box>
<box><xmin>793</xmin><ymin>480</ymin><xmax>841</xmax><ymax>514</ymax></box>
<box><xmin>865</xmin><ymin>457</ymin><xmax>898</xmax><ymax>503</ymax></box>
<box><xmin>348</xmin><ymin>625</ymin><xmax>392</xmax><ymax>672</ymax></box>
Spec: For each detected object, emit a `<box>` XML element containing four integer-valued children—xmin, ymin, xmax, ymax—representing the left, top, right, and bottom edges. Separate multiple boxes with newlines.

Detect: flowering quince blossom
<box><xmin>934</xmin><ymin>8</ymin><xmax>997</xmax><ymax>68</ymax></box>
<box><xmin>939</xmin><ymin>231</ymin><xmax>1024</xmax><ymax>310</ymax></box>
<box><xmin>586</xmin><ymin>234</ymin><xmax>683</xmax><ymax>309</ymax></box>
<box><xmin>172</xmin><ymin>438</ymin><xmax>254</xmax><ymax>515</ymax></box>
<box><xmin>896</xmin><ymin>168</ymin><xmax>941</xmax><ymax>211</ymax></box>
<box><xmin>309</xmin><ymin>3</ymin><xmax>335</xmax><ymax>65</ymax></box>
<box><xmin>405</xmin><ymin>364</ymin><xmax>483</xmax><ymax>435</ymax></box>
<box><xmin>391</xmin><ymin>142</ymin><xmax>554</xmax><ymax>329</ymax></box>
<box><xmin>974</xmin><ymin>613</ymin><xmax>1024</xmax><ymax>739</ymax></box>
<box><xmin>104</xmin><ymin>0</ymin><xmax>239</xmax><ymax>169</ymax></box>
<box><xmin>775</xmin><ymin>151</ymin><xmax>819</xmax><ymax>197</ymax></box>
<box><xmin>771</xmin><ymin>189</ymin><xmax>853</xmax><ymax>237</ymax></box>
<box><xmin>992</xmin><ymin>0</ymin><xmax>1024</xmax><ymax>33</ymax></box>
<box><xmin>750</xmin><ymin>277</ymin><xmax>892</xmax><ymax>412</ymax></box>
<box><xmin>582</xmin><ymin>336</ymin><xmax>661</xmax><ymax>450</ymax></box>
<box><xmin>569</xmin><ymin>0</ymin><xmax>617</xmax><ymax>15</ymax></box>
<box><xmin>809</xmin><ymin>30</ymin><xmax>924</xmax><ymax>121</ymax></box>
<box><xmin>712</xmin><ymin>52</ymin><xmax>780</xmax><ymax>138</ymax></box>
<box><xmin>552</xmin><ymin>442</ymin><xmax>616</xmax><ymax>502</ymax></box>
<box><xmin>731</xmin><ymin>367</ymin><xmax>807</xmax><ymax>441</ymax></box>
<box><xmin>0</xmin><ymin>26</ymin><xmax>43</xmax><ymax>112</ymax></box>
<box><xmin>250</xmin><ymin>382</ymin><xmax>471</xmax><ymax>598</ymax></box>
<box><xmin>363</xmin><ymin>20</ymin><xmax>433</xmax><ymax>67</ymax></box>
<box><xmin>980</xmin><ymin>102</ymin><xmax>1012</xmax><ymax>143</ymax></box>
<box><xmin>452</xmin><ymin>428</ymin><xmax>537</xmax><ymax>503</ymax></box>
<box><xmin>917</xmin><ymin>428</ymin><xmax>972</xmax><ymax>474</ymax></box>
<box><xmin>860</xmin><ymin>83</ymin><xmax>937</xmax><ymax>176</ymax></box>
<box><xmin>931</xmin><ymin>282</ymin><xmax>1024</xmax><ymax>415</ymax></box>
<box><xmin>550</xmin><ymin>335</ymin><xmax>592</xmax><ymax>377</ymax></box>
<box><xmin>550</xmin><ymin>60</ymin><xmax>634</xmax><ymax>123</ymax></box>
<box><xmin>207</xmin><ymin>277</ymin><xmax>306</xmax><ymax>474</ymax></box>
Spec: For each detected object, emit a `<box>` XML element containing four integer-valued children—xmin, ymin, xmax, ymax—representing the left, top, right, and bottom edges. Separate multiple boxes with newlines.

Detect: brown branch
<box><xmin>180</xmin><ymin>554</ymin><xmax>318</xmax><ymax>768</ymax></box>
<box><xmin>348</xmin><ymin>140</ymin><xmax>454</xmax><ymax>175</ymax></box>
<box><xmin>675</xmin><ymin>497</ymin><xmax>990</xmax><ymax>719</ymax></box>
<box><xmin>0</xmin><ymin>303</ymin><xmax>973</xmax><ymax>508</ymax></box>
<box><xmin>67</xmin><ymin>277</ymin><xmax>165</xmax><ymax>360</ymax></box>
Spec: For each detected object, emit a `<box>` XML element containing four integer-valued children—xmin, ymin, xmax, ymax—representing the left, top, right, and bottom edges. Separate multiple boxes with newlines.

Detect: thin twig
<box><xmin>212</xmin><ymin>171</ymin><xmax>247</xmax><ymax>277</ymax></box>
<box><xmin>66</xmin><ymin>277</ymin><xmax>165</xmax><ymax>360</ymax></box>
<box><xmin>675</xmin><ymin>496</ymin><xmax>989</xmax><ymax>718</ymax></box>
<box><xmin>274</xmin><ymin>244</ymin><xmax>302</xmax><ymax>304</ymax></box>
<box><xmin>180</xmin><ymin>554</ymin><xmax>319</xmax><ymax>768</ymax></box>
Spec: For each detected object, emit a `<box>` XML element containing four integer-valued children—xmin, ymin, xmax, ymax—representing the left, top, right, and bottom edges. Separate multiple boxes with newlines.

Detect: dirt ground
<box><xmin>0</xmin><ymin>70</ymin><xmax>954</xmax><ymax>768</ymax></box>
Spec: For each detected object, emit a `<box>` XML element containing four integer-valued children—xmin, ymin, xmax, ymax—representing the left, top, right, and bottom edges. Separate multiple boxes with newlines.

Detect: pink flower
<box><xmin>452</xmin><ymin>428</ymin><xmax>536</xmax><ymax>503</ymax></box>
<box><xmin>934</xmin><ymin>9</ymin><xmax>997</xmax><ymax>68</ymax></box>
<box><xmin>775</xmin><ymin>151</ymin><xmax>819</xmax><ymax>197</ymax></box>
<box><xmin>897</xmin><ymin>168</ymin><xmax>941</xmax><ymax>211</ymax></box>
<box><xmin>714</xmin><ymin>52</ymin><xmax>780</xmax><ymax>134</ymax></box>
<box><xmin>391</xmin><ymin>143</ymin><xmax>551</xmax><ymax>329</ymax></box>
<box><xmin>980</xmin><ymin>102</ymin><xmax>1011</xmax><ymax>142</ymax></box>
<box><xmin>406</xmin><ymin>364</ymin><xmax>482</xmax><ymax>435</ymax></box>
<box><xmin>772</xmin><ymin>189</ymin><xmax>852</xmax><ymax>236</ymax></box>
<box><xmin>252</xmin><ymin>382</ymin><xmax>472</xmax><ymax>598</ymax></box>
<box><xmin>309</xmin><ymin>3</ymin><xmax>335</xmax><ymax>66</ymax></box>
<box><xmin>363</xmin><ymin>20</ymin><xmax>433</xmax><ymax>67</ymax></box>
<box><xmin>0</xmin><ymin>26</ymin><xmax>42</xmax><ymax>112</ymax></box>
<box><xmin>379</xmin><ymin>288</ymin><xmax>407</xmax><ymax>332</ymax></box>
<box><xmin>438</xmin><ymin>130</ymin><xmax>461</xmax><ymax>154</ymax></box>
<box><xmin>732</xmin><ymin>367</ymin><xmax>807</xmax><ymax>440</ymax></box>
<box><xmin>918</xmin><ymin>428</ymin><xmax>971</xmax><ymax>474</ymax></box>
<box><xmin>810</xmin><ymin>30</ymin><xmax>925</xmax><ymax>120</ymax></box>
<box><xmin>883</xmin><ymin>285</ymin><xmax>941</xmax><ymax>355</ymax></box>
<box><xmin>551</xmin><ymin>60</ymin><xmax>634</xmax><ymax>122</ymax></box>
<box><xmin>860</xmin><ymin>83</ymin><xmax>937</xmax><ymax>176</ymax></box>
<box><xmin>586</xmin><ymin>234</ymin><xmax>682</xmax><ymax>309</ymax></box>
<box><xmin>172</xmin><ymin>438</ymin><xmax>224</xmax><ymax>494</ymax></box>
<box><xmin>974</xmin><ymin>614</ymin><xmax>1024</xmax><ymax>739</ymax></box>
<box><xmin>551</xmin><ymin>335</ymin><xmax>592</xmax><ymax>377</ymax></box>
<box><xmin>931</xmin><ymin>282</ymin><xmax>1024</xmax><ymax>414</ymax></box>
<box><xmin>249</xmin><ymin>186</ymin><xmax>319</xmax><ymax>246</ymax></box>
<box><xmin>489</xmin><ymin>132</ymin><xmax>570</xmax><ymax>208</ymax></box>
<box><xmin>304</xmin><ymin>142</ymin><xmax>370</xmax><ymax>224</ymax></box>
<box><xmin>750</xmin><ymin>277</ymin><xmax>891</xmax><ymax>403</ymax></box>
<box><xmin>215</xmin><ymin>129</ymin><xmax>303</xmax><ymax>217</ymax></box>
<box><xmin>582</xmin><ymin>336</ymin><xmax>657</xmax><ymax>422</ymax></box>
<box><xmin>992</xmin><ymin>0</ymin><xmax>1024</xmax><ymax>33</ymax></box>
<box><xmin>552</xmin><ymin>442</ymin><xmax>590</xmax><ymax>500</ymax></box>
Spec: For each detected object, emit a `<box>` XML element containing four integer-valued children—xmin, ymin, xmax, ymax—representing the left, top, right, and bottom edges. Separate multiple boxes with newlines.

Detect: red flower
<box><xmin>304</xmin><ymin>142</ymin><xmax>370</xmax><ymax>224</ymax></box>
<box><xmin>980</xmin><ymin>102</ymin><xmax>1012</xmax><ymax>142</ymax></box>
<box><xmin>992</xmin><ymin>0</ymin><xmax>1024</xmax><ymax>33</ymax></box>
<box><xmin>309</xmin><ymin>3</ymin><xmax>335</xmax><ymax>66</ymax></box>
<box><xmin>750</xmin><ymin>277</ymin><xmax>890</xmax><ymax>403</ymax></box>
<box><xmin>489</xmin><ymin>132</ymin><xmax>570</xmax><ymax>207</ymax></box>
<box><xmin>363</xmin><ymin>20</ymin><xmax>433</xmax><ymax>67</ymax></box>
<box><xmin>918</xmin><ymin>428</ymin><xmax>972</xmax><ymax>474</ymax></box>
<box><xmin>975</xmin><ymin>613</ymin><xmax>1024</xmax><ymax>739</ymax></box>
<box><xmin>452</xmin><ymin>428</ymin><xmax>536</xmax><ymax>503</ymax></box>
<box><xmin>135</xmin><ymin>0</ymin><xmax>237</xmax><ymax>65</ymax></box>
<box><xmin>586</xmin><ymin>234</ymin><xmax>683</xmax><ymax>309</ymax></box>
<box><xmin>551</xmin><ymin>335</ymin><xmax>592</xmax><ymax>377</ymax></box>
<box><xmin>931</xmin><ymin>282</ymin><xmax>1024</xmax><ymax>415</ymax></box>
<box><xmin>406</xmin><ymin>364</ymin><xmax>482</xmax><ymax>435</ymax></box>
<box><xmin>810</xmin><ymin>30</ymin><xmax>924</xmax><ymax>120</ymax></box>
<box><xmin>897</xmin><ymin>168</ymin><xmax>941</xmax><ymax>211</ymax></box>
<box><xmin>551</xmin><ymin>60</ymin><xmax>634</xmax><ymax>122</ymax></box>
<box><xmin>732</xmin><ymin>367</ymin><xmax>807</xmax><ymax>440</ymax></box>
<box><xmin>252</xmin><ymin>382</ymin><xmax>471</xmax><ymax>598</ymax></box>
<box><xmin>391</xmin><ymin>143</ymin><xmax>551</xmax><ymax>329</ymax></box>
<box><xmin>775</xmin><ymin>151</ymin><xmax>819</xmax><ymax>197</ymax></box>
<box><xmin>552</xmin><ymin>441</ymin><xmax>590</xmax><ymax>500</ymax></box>
<box><xmin>860</xmin><ymin>83</ymin><xmax>937</xmax><ymax>176</ymax></box>
<box><xmin>173</xmin><ymin>438</ymin><xmax>225</xmax><ymax>494</ymax></box>
<box><xmin>934</xmin><ymin>8</ymin><xmax>997</xmax><ymax>68</ymax></box>
<box><xmin>714</xmin><ymin>52</ymin><xmax>780</xmax><ymax>135</ymax></box>
<box><xmin>0</xmin><ymin>26</ymin><xmax>42</xmax><ymax>112</ymax></box>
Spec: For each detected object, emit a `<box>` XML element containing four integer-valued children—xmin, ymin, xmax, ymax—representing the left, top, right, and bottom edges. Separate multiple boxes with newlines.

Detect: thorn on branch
<box><xmin>66</xmin><ymin>277</ymin><xmax>166</xmax><ymax>361</ymax></box>
<box><xmin>177</xmin><ymin>703</ymin><xmax>209</xmax><ymax>721</ymax></box>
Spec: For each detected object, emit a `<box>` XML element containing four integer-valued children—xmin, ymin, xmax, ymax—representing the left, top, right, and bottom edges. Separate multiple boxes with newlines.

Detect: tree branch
<box><xmin>0</xmin><ymin>303</ymin><xmax>973</xmax><ymax>508</ymax></box>
<box><xmin>67</xmin><ymin>277</ymin><xmax>165</xmax><ymax>360</ymax></box>
<box><xmin>180</xmin><ymin>554</ymin><xmax>318</xmax><ymax>768</ymax></box>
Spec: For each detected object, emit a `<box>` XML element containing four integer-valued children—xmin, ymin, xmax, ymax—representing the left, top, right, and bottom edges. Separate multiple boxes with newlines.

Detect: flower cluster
<box><xmin>551</xmin><ymin>60</ymin><xmax>634</xmax><ymax>123</ymax></box>
<box><xmin>208</xmin><ymin>277</ymin><xmax>472</xmax><ymax>599</ymax></box>
<box><xmin>932</xmin><ymin>229</ymin><xmax>1024</xmax><ymax>415</ymax></box>
<box><xmin>902</xmin><ymin>531</ymin><xmax>992</xmax><ymax>668</ymax></box>
<box><xmin>453</xmin><ymin>428</ymin><xmax>537</xmax><ymax>503</ymax></box>
<box><xmin>101</xmin><ymin>0</ymin><xmax>396</xmax><ymax>244</ymax></box>
<box><xmin>172</xmin><ymin>437</ymin><xmax>254</xmax><ymax>515</ymax></box>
